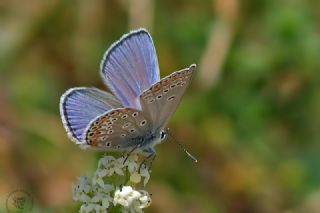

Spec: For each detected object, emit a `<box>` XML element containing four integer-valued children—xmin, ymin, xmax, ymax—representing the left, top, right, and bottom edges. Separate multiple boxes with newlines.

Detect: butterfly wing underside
<box><xmin>83</xmin><ymin>108</ymin><xmax>152</xmax><ymax>151</ymax></box>
<box><xmin>139</xmin><ymin>64</ymin><xmax>196</xmax><ymax>131</ymax></box>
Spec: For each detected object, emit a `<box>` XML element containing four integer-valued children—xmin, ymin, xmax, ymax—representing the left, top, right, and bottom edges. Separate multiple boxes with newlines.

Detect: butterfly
<box><xmin>60</xmin><ymin>28</ymin><xmax>196</xmax><ymax>157</ymax></box>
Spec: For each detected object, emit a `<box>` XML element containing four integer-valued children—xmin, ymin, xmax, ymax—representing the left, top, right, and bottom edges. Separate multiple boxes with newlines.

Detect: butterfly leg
<box><xmin>139</xmin><ymin>147</ymin><xmax>156</xmax><ymax>172</ymax></box>
<box><xmin>123</xmin><ymin>144</ymin><xmax>141</xmax><ymax>164</ymax></box>
<box><xmin>147</xmin><ymin>154</ymin><xmax>156</xmax><ymax>170</ymax></box>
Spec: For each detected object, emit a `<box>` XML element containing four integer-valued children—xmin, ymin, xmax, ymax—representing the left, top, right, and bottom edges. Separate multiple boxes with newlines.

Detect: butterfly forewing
<box><xmin>83</xmin><ymin>108</ymin><xmax>152</xmax><ymax>150</ymax></box>
<box><xmin>139</xmin><ymin>64</ymin><xmax>196</xmax><ymax>130</ymax></box>
<box><xmin>100</xmin><ymin>29</ymin><xmax>160</xmax><ymax>109</ymax></box>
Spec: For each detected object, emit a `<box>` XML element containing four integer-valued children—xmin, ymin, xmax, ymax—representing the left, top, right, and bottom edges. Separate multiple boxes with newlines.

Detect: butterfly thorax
<box><xmin>121</xmin><ymin>130</ymin><xmax>163</xmax><ymax>150</ymax></box>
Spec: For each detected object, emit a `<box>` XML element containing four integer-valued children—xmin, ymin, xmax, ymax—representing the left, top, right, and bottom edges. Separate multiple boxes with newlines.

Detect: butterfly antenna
<box><xmin>167</xmin><ymin>130</ymin><xmax>198</xmax><ymax>163</ymax></box>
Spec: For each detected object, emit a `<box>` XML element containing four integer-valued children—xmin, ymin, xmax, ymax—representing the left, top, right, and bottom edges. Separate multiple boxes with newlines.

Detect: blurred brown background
<box><xmin>1</xmin><ymin>0</ymin><xmax>320</xmax><ymax>212</ymax></box>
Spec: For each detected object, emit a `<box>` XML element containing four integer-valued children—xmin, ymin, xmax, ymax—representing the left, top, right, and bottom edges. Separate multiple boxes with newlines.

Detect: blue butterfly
<box><xmin>60</xmin><ymin>29</ymin><xmax>196</xmax><ymax>157</ymax></box>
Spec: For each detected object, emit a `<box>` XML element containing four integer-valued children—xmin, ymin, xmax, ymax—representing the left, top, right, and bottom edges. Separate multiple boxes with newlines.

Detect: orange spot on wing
<box><xmin>161</xmin><ymin>79</ymin><xmax>170</xmax><ymax>86</ymax></box>
<box><xmin>91</xmin><ymin>138</ymin><xmax>97</xmax><ymax>146</ymax></box>
<box><xmin>152</xmin><ymin>84</ymin><xmax>161</xmax><ymax>92</ymax></box>
<box><xmin>91</xmin><ymin>131</ymin><xmax>101</xmax><ymax>146</ymax></box>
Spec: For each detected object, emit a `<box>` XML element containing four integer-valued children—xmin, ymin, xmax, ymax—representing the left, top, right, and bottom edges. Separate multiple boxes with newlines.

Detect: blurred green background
<box><xmin>1</xmin><ymin>0</ymin><xmax>320</xmax><ymax>212</ymax></box>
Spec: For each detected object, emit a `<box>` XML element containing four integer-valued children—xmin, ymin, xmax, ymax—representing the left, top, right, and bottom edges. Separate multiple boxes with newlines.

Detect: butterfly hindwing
<box><xmin>60</xmin><ymin>87</ymin><xmax>122</xmax><ymax>143</ymax></box>
<box><xmin>100</xmin><ymin>29</ymin><xmax>160</xmax><ymax>108</ymax></box>
<box><xmin>83</xmin><ymin>108</ymin><xmax>152</xmax><ymax>151</ymax></box>
<box><xmin>139</xmin><ymin>64</ymin><xmax>196</xmax><ymax>130</ymax></box>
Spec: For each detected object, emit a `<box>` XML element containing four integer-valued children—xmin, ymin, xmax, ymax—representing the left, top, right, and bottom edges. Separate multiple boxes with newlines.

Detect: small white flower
<box><xmin>139</xmin><ymin>194</ymin><xmax>152</xmax><ymax>208</ymax></box>
<box><xmin>98</xmin><ymin>156</ymin><xmax>116</xmax><ymax>168</ymax></box>
<box><xmin>130</xmin><ymin>189</ymin><xmax>142</xmax><ymax>200</ymax></box>
<box><xmin>102</xmin><ymin>184</ymin><xmax>113</xmax><ymax>192</ymax></box>
<box><xmin>119</xmin><ymin>186</ymin><xmax>134</xmax><ymax>197</ymax></box>
<box><xmin>114</xmin><ymin>159</ymin><xmax>126</xmax><ymax>175</ymax></box>
<box><xmin>76</xmin><ymin>175</ymin><xmax>92</xmax><ymax>193</ymax></box>
<box><xmin>101</xmin><ymin>197</ymin><xmax>110</xmax><ymax>209</ymax></box>
<box><xmin>114</xmin><ymin>166</ymin><xmax>125</xmax><ymax>176</ymax></box>
<box><xmin>91</xmin><ymin>192</ymin><xmax>103</xmax><ymax>203</ymax></box>
<box><xmin>104</xmin><ymin>159</ymin><xmax>125</xmax><ymax>176</ymax></box>
<box><xmin>139</xmin><ymin>167</ymin><xmax>150</xmax><ymax>186</ymax></box>
<box><xmin>79</xmin><ymin>193</ymin><xmax>91</xmax><ymax>203</ymax></box>
<box><xmin>92</xmin><ymin>171</ymin><xmax>104</xmax><ymax>187</ymax></box>
<box><xmin>113</xmin><ymin>185</ymin><xmax>151</xmax><ymax>211</ymax></box>
<box><xmin>79</xmin><ymin>203</ymin><xmax>95</xmax><ymax>213</ymax></box>
<box><xmin>72</xmin><ymin>184</ymin><xmax>81</xmax><ymax>198</ymax></box>
<box><xmin>130</xmin><ymin>172</ymin><xmax>141</xmax><ymax>184</ymax></box>
<box><xmin>99</xmin><ymin>169</ymin><xmax>109</xmax><ymax>177</ymax></box>
<box><xmin>79</xmin><ymin>204</ymin><xmax>87</xmax><ymax>213</ymax></box>
<box><xmin>95</xmin><ymin>205</ymin><xmax>107</xmax><ymax>213</ymax></box>
<box><xmin>127</xmin><ymin>161</ymin><xmax>138</xmax><ymax>174</ymax></box>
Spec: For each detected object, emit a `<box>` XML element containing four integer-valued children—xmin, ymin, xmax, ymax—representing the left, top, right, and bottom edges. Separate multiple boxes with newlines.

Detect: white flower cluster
<box><xmin>72</xmin><ymin>155</ymin><xmax>152</xmax><ymax>213</ymax></box>
<box><xmin>114</xmin><ymin>186</ymin><xmax>151</xmax><ymax>212</ymax></box>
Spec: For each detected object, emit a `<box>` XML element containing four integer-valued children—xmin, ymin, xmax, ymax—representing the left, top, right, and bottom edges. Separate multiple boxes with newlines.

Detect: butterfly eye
<box><xmin>160</xmin><ymin>131</ymin><xmax>166</xmax><ymax>140</ymax></box>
